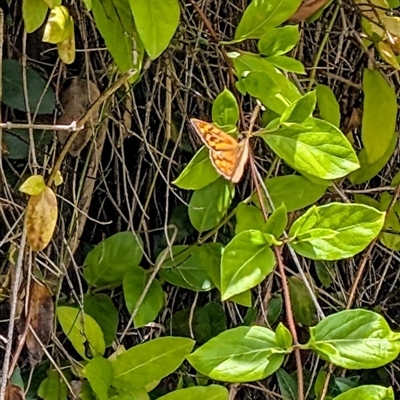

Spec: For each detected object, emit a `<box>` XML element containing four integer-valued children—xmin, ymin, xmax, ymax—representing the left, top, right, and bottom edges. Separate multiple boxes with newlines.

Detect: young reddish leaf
<box><xmin>25</xmin><ymin>186</ymin><xmax>58</xmax><ymax>251</ymax></box>
<box><xmin>25</xmin><ymin>281</ymin><xmax>54</xmax><ymax>366</ymax></box>
<box><xmin>19</xmin><ymin>175</ymin><xmax>46</xmax><ymax>196</ymax></box>
<box><xmin>288</xmin><ymin>0</ymin><xmax>331</xmax><ymax>23</ymax></box>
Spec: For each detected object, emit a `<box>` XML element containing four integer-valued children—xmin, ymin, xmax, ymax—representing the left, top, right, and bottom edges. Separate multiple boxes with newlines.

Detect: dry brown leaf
<box><xmin>1</xmin><ymin>139</ymin><xmax>9</xmax><ymax>155</ymax></box>
<box><xmin>5</xmin><ymin>384</ymin><xmax>24</xmax><ymax>400</ymax></box>
<box><xmin>25</xmin><ymin>281</ymin><xmax>54</xmax><ymax>366</ymax></box>
<box><xmin>288</xmin><ymin>0</ymin><xmax>331</xmax><ymax>23</ymax></box>
<box><xmin>343</xmin><ymin>108</ymin><xmax>362</xmax><ymax>136</ymax></box>
<box><xmin>25</xmin><ymin>186</ymin><xmax>58</xmax><ymax>251</ymax></box>
<box><xmin>57</xmin><ymin>77</ymin><xmax>100</xmax><ymax>157</ymax></box>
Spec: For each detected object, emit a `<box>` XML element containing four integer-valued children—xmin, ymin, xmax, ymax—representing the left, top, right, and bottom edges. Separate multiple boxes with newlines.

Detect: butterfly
<box><xmin>190</xmin><ymin>118</ymin><xmax>250</xmax><ymax>183</ymax></box>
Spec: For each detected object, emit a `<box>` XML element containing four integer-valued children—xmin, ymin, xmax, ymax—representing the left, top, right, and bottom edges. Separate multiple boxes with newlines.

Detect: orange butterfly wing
<box><xmin>190</xmin><ymin>119</ymin><xmax>249</xmax><ymax>183</ymax></box>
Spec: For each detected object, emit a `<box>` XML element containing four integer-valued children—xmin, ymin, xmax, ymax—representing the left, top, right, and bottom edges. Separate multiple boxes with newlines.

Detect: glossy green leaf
<box><xmin>256</xmin><ymin>175</ymin><xmax>327</xmax><ymax>212</ymax></box>
<box><xmin>258</xmin><ymin>26</ymin><xmax>299</xmax><ymax>56</ymax></box>
<box><xmin>362</xmin><ymin>69</ymin><xmax>397</xmax><ymax>163</ymax></box>
<box><xmin>159</xmin><ymin>245</ymin><xmax>214</xmax><ymax>291</ymax></box>
<box><xmin>235</xmin><ymin>0</ymin><xmax>302</xmax><ymax>39</ymax></box>
<box><xmin>128</xmin><ymin>0</ymin><xmax>180</xmax><ymax>59</ymax></box>
<box><xmin>111</xmin><ymin>337</ymin><xmax>195</xmax><ymax>390</ymax></box>
<box><xmin>123</xmin><ymin>266</ymin><xmax>164</xmax><ymax>328</ymax></box>
<box><xmin>38</xmin><ymin>370</ymin><xmax>67</xmax><ymax>400</ymax></box>
<box><xmin>308</xmin><ymin>309</ymin><xmax>400</xmax><ymax>369</ymax></box>
<box><xmin>264</xmin><ymin>204</ymin><xmax>287</xmax><ymax>238</ymax></box>
<box><xmin>42</xmin><ymin>6</ymin><xmax>70</xmax><ymax>44</ymax></box>
<box><xmin>235</xmin><ymin>203</ymin><xmax>265</xmax><ymax>235</ymax></box>
<box><xmin>332</xmin><ymin>385</ymin><xmax>394</xmax><ymax>400</ymax></box>
<box><xmin>289</xmin><ymin>203</ymin><xmax>385</xmax><ymax>260</ymax></box>
<box><xmin>349</xmin><ymin>132</ymin><xmax>398</xmax><ymax>184</ymax></box>
<box><xmin>261</xmin><ymin>118</ymin><xmax>360</xmax><ymax>180</ymax></box>
<box><xmin>56</xmin><ymin>306</ymin><xmax>105</xmax><ymax>360</ymax></box>
<box><xmin>276</xmin><ymin>368</ymin><xmax>297</xmax><ymax>400</ymax></box>
<box><xmin>83</xmin><ymin>231</ymin><xmax>143</xmax><ymax>287</ymax></box>
<box><xmin>281</xmin><ymin>91</ymin><xmax>316</xmax><ymax>124</ymax></box>
<box><xmin>23</xmin><ymin>0</ymin><xmax>48</xmax><ymax>33</ymax></box>
<box><xmin>83</xmin><ymin>357</ymin><xmax>113</xmax><ymax>400</ymax></box>
<box><xmin>212</xmin><ymin>89</ymin><xmax>239</xmax><ymax>127</ymax></box>
<box><xmin>173</xmin><ymin>148</ymin><xmax>219</xmax><ymax>190</ymax></box>
<box><xmin>187</xmin><ymin>326</ymin><xmax>286</xmax><ymax>382</ymax></box>
<box><xmin>84</xmin><ymin>293</ymin><xmax>119</xmax><ymax>347</ymax></box>
<box><xmin>221</xmin><ymin>230</ymin><xmax>275</xmax><ymax>300</ymax></box>
<box><xmin>266</xmin><ymin>56</ymin><xmax>305</xmax><ymax>74</ymax></box>
<box><xmin>91</xmin><ymin>0</ymin><xmax>143</xmax><ymax>76</ymax></box>
<box><xmin>157</xmin><ymin>385</ymin><xmax>228</xmax><ymax>400</ymax></box>
<box><xmin>316</xmin><ymin>84</ymin><xmax>340</xmax><ymax>127</ymax></box>
<box><xmin>288</xmin><ymin>277</ymin><xmax>316</xmax><ymax>325</ymax></box>
<box><xmin>3</xmin><ymin>59</ymin><xmax>55</xmax><ymax>114</ymax></box>
<box><xmin>189</xmin><ymin>178</ymin><xmax>235</xmax><ymax>232</ymax></box>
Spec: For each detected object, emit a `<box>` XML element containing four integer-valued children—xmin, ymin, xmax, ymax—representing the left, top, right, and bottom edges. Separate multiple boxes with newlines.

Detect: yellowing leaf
<box><xmin>57</xmin><ymin>17</ymin><xmax>75</xmax><ymax>64</ymax></box>
<box><xmin>43</xmin><ymin>6</ymin><xmax>71</xmax><ymax>44</ymax></box>
<box><xmin>19</xmin><ymin>175</ymin><xmax>46</xmax><ymax>195</ymax></box>
<box><xmin>378</xmin><ymin>41</ymin><xmax>400</xmax><ymax>69</ymax></box>
<box><xmin>25</xmin><ymin>186</ymin><xmax>58</xmax><ymax>251</ymax></box>
<box><xmin>23</xmin><ymin>0</ymin><xmax>49</xmax><ymax>33</ymax></box>
<box><xmin>54</xmin><ymin>170</ymin><xmax>63</xmax><ymax>186</ymax></box>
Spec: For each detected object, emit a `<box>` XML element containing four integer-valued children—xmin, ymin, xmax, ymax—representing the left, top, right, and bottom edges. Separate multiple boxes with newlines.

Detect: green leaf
<box><xmin>316</xmin><ymin>84</ymin><xmax>340</xmax><ymax>127</ymax></box>
<box><xmin>194</xmin><ymin>303</ymin><xmax>227</xmax><ymax>344</ymax></box>
<box><xmin>256</xmin><ymin>175</ymin><xmax>327</xmax><ymax>212</ymax></box>
<box><xmin>159</xmin><ymin>245</ymin><xmax>215</xmax><ymax>291</ymax></box>
<box><xmin>231</xmin><ymin>53</ymin><xmax>301</xmax><ymax>109</ymax></box>
<box><xmin>42</xmin><ymin>0</ymin><xmax>61</xmax><ymax>6</ymax></box>
<box><xmin>123</xmin><ymin>266</ymin><xmax>164</xmax><ymax>328</ymax></box>
<box><xmin>331</xmin><ymin>385</ymin><xmax>394</xmax><ymax>400</ymax></box>
<box><xmin>212</xmin><ymin>89</ymin><xmax>239</xmax><ymax>127</ymax></box>
<box><xmin>362</xmin><ymin>69</ymin><xmax>397</xmax><ymax>163</ymax></box>
<box><xmin>56</xmin><ymin>306</ymin><xmax>105</xmax><ymax>360</ymax></box>
<box><xmin>379</xmin><ymin>193</ymin><xmax>400</xmax><ymax>251</ymax></box>
<box><xmin>276</xmin><ymin>369</ymin><xmax>298</xmax><ymax>400</ymax></box>
<box><xmin>84</xmin><ymin>294</ymin><xmax>119</xmax><ymax>347</ymax></box>
<box><xmin>23</xmin><ymin>0</ymin><xmax>48</xmax><ymax>33</ymax></box>
<box><xmin>83</xmin><ymin>231</ymin><xmax>143</xmax><ymax>287</ymax></box>
<box><xmin>187</xmin><ymin>326</ymin><xmax>286</xmax><ymax>382</ymax></box>
<box><xmin>91</xmin><ymin>0</ymin><xmax>143</xmax><ymax>76</ymax></box>
<box><xmin>235</xmin><ymin>0</ymin><xmax>302</xmax><ymax>39</ymax></box>
<box><xmin>308</xmin><ymin>309</ymin><xmax>400</xmax><ymax>369</ymax></box>
<box><xmin>289</xmin><ymin>203</ymin><xmax>385</xmax><ymax>260</ymax></box>
<box><xmin>349</xmin><ymin>132</ymin><xmax>398</xmax><ymax>184</ymax></box>
<box><xmin>83</xmin><ymin>357</ymin><xmax>113</xmax><ymax>400</ymax></box>
<box><xmin>315</xmin><ymin>261</ymin><xmax>334</xmax><ymax>288</ymax></box>
<box><xmin>221</xmin><ymin>230</ymin><xmax>276</xmax><ymax>300</ymax></box>
<box><xmin>42</xmin><ymin>6</ymin><xmax>70</xmax><ymax>44</ymax></box>
<box><xmin>128</xmin><ymin>0</ymin><xmax>180</xmax><ymax>59</ymax></box>
<box><xmin>275</xmin><ymin>323</ymin><xmax>292</xmax><ymax>349</ymax></box>
<box><xmin>38</xmin><ymin>370</ymin><xmax>67</xmax><ymax>400</ymax></box>
<box><xmin>189</xmin><ymin>178</ymin><xmax>235</xmax><ymax>232</ymax></box>
<box><xmin>3</xmin><ymin>59</ymin><xmax>55</xmax><ymax>114</ymax></box>
<box><xmin>173</xmin><ymin>147</ymin><xmax>220</xmax><ymax>190</ymax></box>
<box><xmin>235</xmin><ymin>203</ymin><xmax>265</xmax><ymax>235</ymax></box>
<box><xmin>261</xmin><ymin>118</ymin><xmax>360</xmax><ymax>180</ymax></box>
<box><xmin>157</xmin><ymin>385</ymin><xmax>228</xmax><ymax>400</ymax></box>
<box><xmin>267</xmin><ymin>294</ymin><xmax>283</xmax><ymax>325</ymax></box>
<box><xmin>288</xmin><ymin>277</ymin><xmax>316</xmax><ymax>325</ymax></box>
<box><xmin>281</xmin><ymin>91</ymin><xmax>317</xmax><ymax>124</ymax></box>
<box><xmin>111</xmin><ymin>337</ymin><xmax>195</xmax><ymax>390</ymax></box>
<box><xmin>265</xmin><ymin>56</ymin><xmax>305</xmax><ymax>74</ymax></box>
<box><xmin>258</xmin><ymin>26</ymin><xmax>300</xmax><ymax>56</ymax></box>
<box><xmin>264</xmin><ymin>203</ymin><xmax>287</xmax><ymax>238</ymax></box>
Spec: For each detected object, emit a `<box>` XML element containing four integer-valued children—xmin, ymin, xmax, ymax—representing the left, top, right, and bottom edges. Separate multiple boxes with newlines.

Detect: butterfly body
<box><xmin>190</xmin><ymin>118</ymin><xmax>250</xmax><ymax>183</ymax></box>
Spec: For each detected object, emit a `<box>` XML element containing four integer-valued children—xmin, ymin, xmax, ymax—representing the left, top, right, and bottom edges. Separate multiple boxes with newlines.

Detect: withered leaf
<box><xmin>288</xmin><ymin>0</ymin><xmax>331</xmax><ymax>23</ymax></box>
<box><xmin>5</xmin><ymin>384</ymin><xmax>24</xmax><ymax>400</ymax></box>
<box><xmin>26</xmin><ymin>281</ymin><xmax>54</xmax><ymax>366</ymax></box>
<box><xmin>57</xmin><ymin>77</ymin><xmax>100</xmax><ymax>157</ymax></box>
<box><xmin>25</xmin><ymin>186</ymin><xmax>58</xmax><ymax>251</ymax></box>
